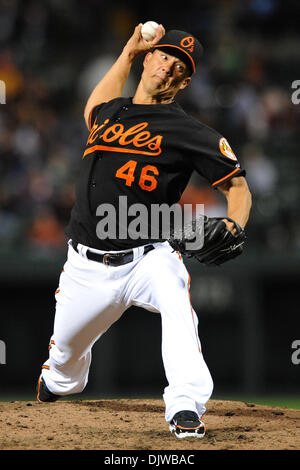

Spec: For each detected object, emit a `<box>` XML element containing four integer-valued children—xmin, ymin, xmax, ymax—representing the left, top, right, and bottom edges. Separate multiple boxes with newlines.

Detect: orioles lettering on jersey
<box><xmin>84</xmin><ymin>117</ymin><xmax>163</xmax><ymax>158</ymax></box>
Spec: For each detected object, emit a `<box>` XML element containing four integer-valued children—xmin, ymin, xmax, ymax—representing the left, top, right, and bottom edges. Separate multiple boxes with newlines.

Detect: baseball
<box><xmin>141</xmin><ymin>21</ymin><xmax>159</xmax><ymax>41</ymax></box>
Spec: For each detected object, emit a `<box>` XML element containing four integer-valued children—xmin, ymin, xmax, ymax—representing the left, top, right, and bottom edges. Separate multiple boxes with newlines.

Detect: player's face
<box><xmin>142</xmin><ymin>49</ymin><xmax>191</xmax><ymax>100</ymax></box>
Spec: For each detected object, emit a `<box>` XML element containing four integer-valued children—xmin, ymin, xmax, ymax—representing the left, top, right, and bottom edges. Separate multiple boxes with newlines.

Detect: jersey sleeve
<box><xmin>88</xmin><ymin>102</ymin><xmax>107</xmax><ymax>131</ymax></box>
<box><xmin>87</xmin><ymin>97</ymin><xmax>129</xmax><ymax>131</ymax></box>
<box><xmin>187</xmin><ymin>121</ymin><xmax>245</xmax><ymax>187</ymax></box>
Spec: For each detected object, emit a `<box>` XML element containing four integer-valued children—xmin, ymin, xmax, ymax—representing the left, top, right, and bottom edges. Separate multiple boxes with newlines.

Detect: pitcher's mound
<box><xmin>0</xmin><ymin>398</ymin><xmax>299</xmax><ymax>450</ymax></box>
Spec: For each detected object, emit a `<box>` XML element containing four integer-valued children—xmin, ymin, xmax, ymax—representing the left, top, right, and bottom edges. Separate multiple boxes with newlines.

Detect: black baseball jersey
<box><xmin>65</xmin><ymin>97</ymin><xmax>245</xmax><ymax>250</ymax></box>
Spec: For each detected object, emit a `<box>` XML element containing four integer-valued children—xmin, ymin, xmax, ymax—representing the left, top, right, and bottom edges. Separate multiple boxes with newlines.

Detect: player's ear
<box><xmin>179</xmin><ymin>76</ymin><xmax>191</xmax><ymax>90</ymax></box>
<box><xmin>143</xmin><ymin>52</ymin><xmax>153</xmax><ymax>67</ymax></box>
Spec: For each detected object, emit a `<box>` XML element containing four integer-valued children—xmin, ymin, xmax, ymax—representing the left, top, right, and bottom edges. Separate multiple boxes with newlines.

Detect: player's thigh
<box><xmin>128</xmin><ymin>244</ymin><xmax>190</xmax><ymax>310</ymax></box>
<box><xmin>52</xmin><ymin>247</ymin><xmax>125</xmax><ymax>356</ymax></box>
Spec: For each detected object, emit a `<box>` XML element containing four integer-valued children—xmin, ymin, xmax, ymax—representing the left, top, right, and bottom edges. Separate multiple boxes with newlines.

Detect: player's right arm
<box><xmin>84</xmin><ymin>23</ymin><xmax>165</xmax><ymax>129</ymax></box>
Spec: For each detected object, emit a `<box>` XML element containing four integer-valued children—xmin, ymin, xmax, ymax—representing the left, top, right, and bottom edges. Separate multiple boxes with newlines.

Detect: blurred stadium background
<box><xmin>0</xmin><ymin>0</ymin><xmax>300</xmax><ymax>406</ymax></box>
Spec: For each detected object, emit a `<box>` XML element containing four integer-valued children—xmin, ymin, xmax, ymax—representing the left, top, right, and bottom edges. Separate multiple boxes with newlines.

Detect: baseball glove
<box><xmin>169</xmin><ymin>216</ymin><xmax>246</xmax><ymax>266</ymax></box>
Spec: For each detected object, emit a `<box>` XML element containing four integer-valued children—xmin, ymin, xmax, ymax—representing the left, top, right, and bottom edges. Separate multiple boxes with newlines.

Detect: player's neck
<box><xmin>133</xmin><ymin>84</ymin><xmax>175</xmax><ymax>105</ymax></box>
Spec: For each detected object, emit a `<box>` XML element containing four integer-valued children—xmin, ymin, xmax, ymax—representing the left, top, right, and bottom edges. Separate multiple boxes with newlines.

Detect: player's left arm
<box><xmin>217</xmin><ymin>176</ymin><xmax>252</xmax><ymax>232</ymax></box>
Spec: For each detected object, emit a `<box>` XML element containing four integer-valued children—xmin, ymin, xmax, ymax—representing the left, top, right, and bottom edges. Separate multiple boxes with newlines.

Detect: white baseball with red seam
<box><xmin>141</xmin><ymin>21</ymin><xmax>159</xmax><ymax>41</ymax></box>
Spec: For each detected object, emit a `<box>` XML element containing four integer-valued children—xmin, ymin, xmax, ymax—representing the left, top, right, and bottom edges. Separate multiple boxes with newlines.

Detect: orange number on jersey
<box><xmin>115</xmin><ymin>160</ymin><xmax>137</xmax><ymax>187</ymax></box>
<box><xmin>115</xmin><ymin>161</ymin><xmax>159</xmax><ymax>192</ymax></box>
<box><xmin>139</xmin><ymin>165</ymin><xmax>159</xmax><ymax>192</ymax></box>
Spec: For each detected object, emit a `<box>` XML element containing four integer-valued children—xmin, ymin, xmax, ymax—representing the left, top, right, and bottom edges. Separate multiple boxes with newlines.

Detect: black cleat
<box><xmin>36</xmin><ymin>376</ymin><xmax>60</xmax><ymax>403</ymax></box>
<box><xmin>169</xmin><ymin>410</ymin><xmax>206</xmax><ymax>439</ymax></box>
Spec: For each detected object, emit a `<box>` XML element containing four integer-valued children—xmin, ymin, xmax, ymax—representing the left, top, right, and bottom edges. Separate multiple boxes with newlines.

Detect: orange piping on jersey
<box><xmin>188</xmin><ymin>275</ymin><xmax>201</xmax><ymax>353</ymax></box>
<box><xmin>212</xmin><ymin>168</ymin><xmax>241</xmax><ymax>187</ymax></box>
<box><xmin>83</xmin><ymin>144</ymin><xmax>162</xmax><ymax>158</ymax></box>
<box><xmin>42</xmin><ymin>365</ymin><xmax>50</xmax><ymax>370</ymax></box>
<box><xmin>153</xmin><ymin>44</ymin><xmax>196</xmax><ymax>73</ymax></box>
<box><xmin>88</xmin><ymin>104</ymin><xmax>101</xmax><ymax>131</ymax></box>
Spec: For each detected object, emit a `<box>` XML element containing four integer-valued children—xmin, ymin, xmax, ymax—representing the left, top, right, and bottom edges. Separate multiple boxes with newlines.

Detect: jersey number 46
<box><xmin>115</xmin><ymin>160</ymin><xmax>159</xmax><ymax>192</ymax></box>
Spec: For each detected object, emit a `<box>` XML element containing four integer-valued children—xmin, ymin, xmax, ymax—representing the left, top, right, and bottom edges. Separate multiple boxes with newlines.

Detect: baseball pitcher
<box><xmin>36</xmin><ymin>24</ymin><xmax>252</xmax><ymax>439</ymax></box>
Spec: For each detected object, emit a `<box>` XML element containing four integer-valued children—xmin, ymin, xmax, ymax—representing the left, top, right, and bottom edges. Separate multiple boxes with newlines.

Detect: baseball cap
<box><xmin>152</xmin><ymin>30</ymin><xmax>203</xmax><ymax>75</ymax></box>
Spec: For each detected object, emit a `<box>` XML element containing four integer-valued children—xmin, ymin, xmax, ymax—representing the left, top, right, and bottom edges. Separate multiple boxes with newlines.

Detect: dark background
<box><xmin>0</xmin><ymin>0</ymin><xmax>300</xmax><ymax>401</ymax></box>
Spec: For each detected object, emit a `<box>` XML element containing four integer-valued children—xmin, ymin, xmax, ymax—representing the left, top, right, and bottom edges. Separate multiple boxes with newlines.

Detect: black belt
<box><xmin>71</xmin><ymin>241</ymin><xmax>155</xmax><ymax>267</ymax></box>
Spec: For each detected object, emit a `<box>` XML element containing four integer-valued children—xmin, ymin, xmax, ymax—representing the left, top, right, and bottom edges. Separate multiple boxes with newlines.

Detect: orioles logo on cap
<box><xmin>180</xmin><ymin>36</ymin><xmax>195</xmax><ymax>53</ymax></box>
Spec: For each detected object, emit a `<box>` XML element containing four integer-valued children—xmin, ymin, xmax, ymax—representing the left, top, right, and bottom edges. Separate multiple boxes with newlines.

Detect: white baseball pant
<box><xmin>41</xmin><ymin>240</ymin><xmax>213</xmax><ymax>422</ymax></box>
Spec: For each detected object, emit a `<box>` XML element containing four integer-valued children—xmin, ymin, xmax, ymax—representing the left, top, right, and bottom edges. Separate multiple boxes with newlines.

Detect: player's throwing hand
<box><xmin>123</xmin><ymin>23</ymin><xmax>165</xmax><ymax>59</ymax></box>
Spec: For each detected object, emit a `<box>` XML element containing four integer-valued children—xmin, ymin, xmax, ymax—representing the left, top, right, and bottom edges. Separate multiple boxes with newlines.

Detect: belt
<box><xmin>71</xmin><ymin>240</ymin><xmax>155</xmax><ymax>267</ymax></box>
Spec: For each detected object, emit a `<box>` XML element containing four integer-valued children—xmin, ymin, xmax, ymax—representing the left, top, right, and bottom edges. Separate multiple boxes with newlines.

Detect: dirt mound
<box><xmin>0</xmin><ymin>399</ymin><xmax>299</xmax><ymax>450</ymax></box>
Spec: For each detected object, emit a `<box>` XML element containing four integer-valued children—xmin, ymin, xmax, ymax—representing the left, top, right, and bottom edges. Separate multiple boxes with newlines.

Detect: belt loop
<box><xmin>78</xmin><ymin>243</ymin><xmax>88</xmax><ymax>259</ymax></box>
<box><xmin>103</xmin><ymin>254</ymin><xmax>110</xmax><ymax>266</ymax></box>
<box><xmin>133</xmin><ymin>246</ymin><xmax>143</xmax><ymax>261</ymax></box>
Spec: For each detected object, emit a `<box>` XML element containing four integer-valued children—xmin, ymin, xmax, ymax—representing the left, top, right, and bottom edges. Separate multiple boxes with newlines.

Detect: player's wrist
<box><xmin>121</xmin><ymin>45</ymin><xmax>138</xmax><ymax>63</ymax></box>
<box><xmin>222</xmin><ymin>219</ymin><xmax>236</xmax><ymax>234</ymax></box>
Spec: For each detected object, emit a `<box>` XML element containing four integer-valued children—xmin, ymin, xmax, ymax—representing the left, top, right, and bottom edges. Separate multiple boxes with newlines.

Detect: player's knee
<box><xmin>49</xmin><ymin>341</ymin><xmax>83</xmax><ymax>368</ymax></box>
